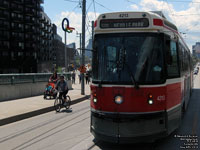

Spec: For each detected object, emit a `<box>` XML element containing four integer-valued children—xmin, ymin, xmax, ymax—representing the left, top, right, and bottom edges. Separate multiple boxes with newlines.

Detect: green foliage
<box><xmin>57</xmin><ymin>67</ymin><xmax>62</xmax><ymax>73</ymax></box>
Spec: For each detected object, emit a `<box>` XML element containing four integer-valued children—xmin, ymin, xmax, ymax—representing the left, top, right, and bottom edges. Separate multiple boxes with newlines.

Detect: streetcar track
<box><xmin>67</xmin><ymin>134</ymin><xmax>94</xmax><ymax>150</ymax></box>
<box><xmin>41</xmin><ymin>131</ymin><xmax>91</xmax><ymax>150</ymax></box>
<box><xmin>12</xmin><ymin>115</ymin><xmax>90</xmax><ymax>150</ymax></box>
<box><xmin>0</xmin><ymin>105</ymin><xmax>90</xmax><ymax>143</ymax></box>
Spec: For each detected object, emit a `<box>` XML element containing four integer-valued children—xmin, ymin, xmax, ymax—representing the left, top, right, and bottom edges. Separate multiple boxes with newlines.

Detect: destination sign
<box><xmin>100</xmin><ymin>18</ymin><xmax>149</xmax><ymax>29</ymax></box>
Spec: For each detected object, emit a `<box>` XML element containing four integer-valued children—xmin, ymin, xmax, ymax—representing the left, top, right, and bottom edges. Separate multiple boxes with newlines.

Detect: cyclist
<box><xmin>55</xmin><ymin>75</ymin><xmax>69</xmax><ymax>105</ymax></box>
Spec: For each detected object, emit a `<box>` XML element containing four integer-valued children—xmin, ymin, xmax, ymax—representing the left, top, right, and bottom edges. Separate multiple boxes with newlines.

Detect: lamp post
<box><xmin>76</xmin><ymin>32</ymin><xmax>82</xmax><ymax>65</ymax></box>
<box><xmin>81</xmin><ymin>0</ymin><xmax>86</xmax><ymax>95</ymax></box>
<box><xmin>62</xmin><ymin>18</ymin><xmax>75</xmax><ymax>72</ymax></box>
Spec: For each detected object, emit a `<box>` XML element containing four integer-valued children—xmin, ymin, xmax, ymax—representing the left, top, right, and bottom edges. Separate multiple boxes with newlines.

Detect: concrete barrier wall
<box><xmin>0</xmin><ymin>80</ymin><xmax>72</xmax><ymax>102</ymax></box>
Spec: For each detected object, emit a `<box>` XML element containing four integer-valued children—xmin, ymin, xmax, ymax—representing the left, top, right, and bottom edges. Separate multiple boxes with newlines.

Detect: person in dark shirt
<box><xmin>72</xmin><ymin>71</ymin><xmax>76</xmax><ymax>84</ymax></box>
<box><xmin>85</xmin><ymin>71</ymin><xmax>89</xmax><ymax>84</ymax></box>
<box><xmin>55</xmin><ymin>75</ymin><xmax>68</xmax><ymax>104</ymax></box>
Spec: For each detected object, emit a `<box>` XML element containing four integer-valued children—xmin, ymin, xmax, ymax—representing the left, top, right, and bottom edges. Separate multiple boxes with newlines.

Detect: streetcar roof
<box><xmin>94</xmin><ymin>11</ymin><xmax>190</xmax><ymax>52</ymax></box>
<box><xmin>94</xmin><ymin>11</ymin><xmax>178</xmax><ymax>33</ymax></box>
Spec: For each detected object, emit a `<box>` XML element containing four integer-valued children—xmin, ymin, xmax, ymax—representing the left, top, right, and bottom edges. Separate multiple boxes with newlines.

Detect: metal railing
<box><xmin>0</xmin><ymin>73</ymin><xmax>71</xmax><ymax>85</ymax></box>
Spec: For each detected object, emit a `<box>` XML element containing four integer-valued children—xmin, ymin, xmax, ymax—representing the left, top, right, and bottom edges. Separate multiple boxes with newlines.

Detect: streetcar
<box><xmin>90</xmin><ymin>11</ymin><xmax>193</xmax><ymax>143</ymax></box>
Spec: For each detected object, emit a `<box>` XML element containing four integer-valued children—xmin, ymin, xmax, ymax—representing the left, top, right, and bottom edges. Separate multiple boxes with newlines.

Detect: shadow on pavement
<box><xmin>60</xmin><ymin>108</ymin><xmax>73</xmax><ymax>113</ymax></box>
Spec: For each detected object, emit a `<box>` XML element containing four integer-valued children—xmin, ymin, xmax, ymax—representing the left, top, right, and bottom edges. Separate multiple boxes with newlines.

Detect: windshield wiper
<box><xmin>125</xmin><ymin>62</ymin><xmax>140</xmax><ymax>90</ymax></box>
<box><xmin>119</xmin><ymin>47</ymin><xmax>139</xmax><ymax>89</ymax></box>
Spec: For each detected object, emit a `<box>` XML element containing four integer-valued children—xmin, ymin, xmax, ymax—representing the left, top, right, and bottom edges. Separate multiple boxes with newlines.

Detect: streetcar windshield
<box><xmin>92</xmin><ymin>33</ymin><xmax>165</xmax><ymax>84</ymax></box>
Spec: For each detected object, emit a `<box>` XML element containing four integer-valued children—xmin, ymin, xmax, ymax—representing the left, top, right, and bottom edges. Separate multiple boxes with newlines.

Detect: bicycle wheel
<box><xmin>43</xmin><ymin>92</ymin><xmax>47</xmax><ymax>99</ymax></box>
<box><xmin>54</xmin><ymin>97</ymin><xmax>61</xmax><ymax>112</ymax></box>
<box><xmin>65</xmin><ymin>95</ymin><xmax>71</xmax><ymax>109</ymax></box>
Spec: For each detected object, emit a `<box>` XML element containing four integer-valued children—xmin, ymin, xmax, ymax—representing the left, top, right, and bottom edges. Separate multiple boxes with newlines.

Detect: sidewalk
<box><xmin>0</xmin><ymin>82</ymin><xmax>90</xmax><ymax>126</ymax></box>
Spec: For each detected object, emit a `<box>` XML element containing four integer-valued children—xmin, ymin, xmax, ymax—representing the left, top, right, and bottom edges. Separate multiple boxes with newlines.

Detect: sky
<box><xmin>43</xmin><ymin>0</ymin><xmax>200</xmax><ymax>51</ymax></box>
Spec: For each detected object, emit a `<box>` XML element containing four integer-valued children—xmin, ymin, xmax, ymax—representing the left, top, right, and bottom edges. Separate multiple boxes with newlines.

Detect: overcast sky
<box><xmin>43</xmin><ymin>0</ymin><xmax>200</xmax><ymax>51</ymax></box>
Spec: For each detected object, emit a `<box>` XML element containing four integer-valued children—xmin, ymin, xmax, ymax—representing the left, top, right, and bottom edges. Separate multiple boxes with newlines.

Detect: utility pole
<box><xmin>92</xmin><ymin>21</ymin><xmax>94</xmax><ymax>48</ymax></box>
<box><xmin>76</xmin><ymin>32</ymin><xmax>82</xmax><ymax>65</ymax></box>
<box><xmin>78</xmin><ymin>33</ymin><xmax>82</xmax><ymax>63</ymax></box>
<box><xmin>81</xmin><ymin>0</ymin><xmax>86</xmax><ymax>95</ymax></box>
<box><xmin>79</xmin><ymin>33</ymin><xmax>82</xmax><ymax>65</ymax></box>
<box><xmin>62</xmin><ymin>18</ymin><xmax>75</xmax><ymax>73</ymax></box>
<box><xmin>91</xmin><ymin>21</ymin><xmax>94</xmax><ymax>64</ymax></box>
<box><xmin>64</xmin><ymin>31</ymin><xmax>67</xmax><ymax>72</ymax></box>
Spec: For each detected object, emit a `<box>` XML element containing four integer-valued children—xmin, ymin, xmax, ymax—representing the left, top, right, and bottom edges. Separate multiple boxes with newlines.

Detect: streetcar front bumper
<box><xmin>90</xmin><ymin>110</ymin><xmax>167</xmax><ymax>144</ymax></box>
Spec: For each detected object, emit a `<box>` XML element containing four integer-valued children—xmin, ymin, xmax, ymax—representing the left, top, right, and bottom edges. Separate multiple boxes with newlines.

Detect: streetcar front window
<box><xmin>92</xmin><ymin>33</ymin><xmax>165</xmax><ymax>84</ymax></box>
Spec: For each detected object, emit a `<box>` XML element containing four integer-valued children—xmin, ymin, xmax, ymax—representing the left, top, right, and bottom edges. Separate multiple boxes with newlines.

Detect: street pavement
<box><xmin>0</xmin><ymin>80</ymin><xmax>90</xmax><ymax>126</ymax></box>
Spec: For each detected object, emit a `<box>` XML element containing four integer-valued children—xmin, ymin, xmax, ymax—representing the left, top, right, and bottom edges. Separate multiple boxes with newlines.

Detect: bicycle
<box><xmin>54</xmin><ymin>91</ymin><xmax>71</xmax><ymax>112</ymax></box>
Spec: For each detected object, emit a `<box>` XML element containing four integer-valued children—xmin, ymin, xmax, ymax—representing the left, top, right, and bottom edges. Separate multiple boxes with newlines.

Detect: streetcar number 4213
<box><xmin>119</xmin><ymin>14</ymin><xmax>128</xmax><ymax>18</ymax></box>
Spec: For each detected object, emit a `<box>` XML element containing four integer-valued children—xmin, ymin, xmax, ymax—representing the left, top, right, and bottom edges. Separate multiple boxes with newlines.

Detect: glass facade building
<box><xmin>0</xmin><ymin>0</ymin><xmax>54</xmax><ymax>73</ymax></box>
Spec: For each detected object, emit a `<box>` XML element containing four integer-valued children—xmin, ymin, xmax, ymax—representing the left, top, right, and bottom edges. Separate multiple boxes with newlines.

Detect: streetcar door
<box><xmin>165</xmin><ymin>36</ymin><xmax>182</xmax><ymax>134</ymax></box>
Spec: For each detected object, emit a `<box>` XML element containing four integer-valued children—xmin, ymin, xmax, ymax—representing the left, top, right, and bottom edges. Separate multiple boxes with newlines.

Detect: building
<box><xmin>0</xmin><ymin>0</ymin><xmax>55</xmax><ymax>73</ymax></box>
<box><xmin>37</xmin><ymin>11</ymin><xmax>54</xmax><ymax>73</ymax></box>
<box><xmin>85</xmin><ymin>38</ymin><xmax>92</xmax><ymax>58</ymax></box>
<box><xmin>192</xmin><ymin>42</ymin><xmax>200</xmax><ymax>59</ymax></box>
<box><xmin>0</xmin><ymin>0</ymin><xmax>45</xmax><ymax>73</ymax></box>
<box><xmin>0</xmin><ymin>0</ymin><xmax>76</xmax><ymax>73</ymax></box>
<box><xmin>52</xmin><ymin>24</ymin><xmax>77</xmax><ymax>72</ymax></box>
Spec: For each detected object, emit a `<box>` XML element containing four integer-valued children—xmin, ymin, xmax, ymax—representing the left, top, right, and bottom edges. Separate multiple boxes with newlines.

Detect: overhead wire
<box><xmin>167</xmin><ymin>0</ymin><xmax>200</xmax><ymax>3</ymax></box>
<box><xmin>86</xmin><ymin>14</ymin><xmax>92</xmax><ymax>37</ymax></box>
<box><xmin>166</xmin><ymin>0</ymin><xmax>200</xmax><ymax>16</ymax></box>
<box><xmin>94</xmin><ymin>0</ymin><xmax>113</xmax><ymax>11</ymax></box>
<box><xmin>92</xmin><ymin>0</ymin><xmax>97</xmax><ymax>19</ymax></box>
<box><xmin>125</xmin><ymin>0</ymin><xmax>139</xmax><ymax>5</ymax></box>
<box><xmin>171</xmin><ymin>14</ymin><xmax>200</xmax><ymax>16</ymax></box>
<box><xmin>65</xmin><ymin>2</ymin><xmax>81</xmax><ymax>18</ymax></box>
<box><xmin>86</xmin><ymin>0</ymin><xmax>98</xmax><ymax>38</ymax></box>
<box><xmin>64</xmin><ymin>0</ymin><xmax>80</xmax><ymax>3</ymax></box>
<box><xmin>164</xmin><ymin>0</ymin><xmax>175</xmax><ymax>16</ymax></box>
<box><xmin>63</xmin><ymin>0</ymin><xmax>82</xmax><ymax>47</ymax></box>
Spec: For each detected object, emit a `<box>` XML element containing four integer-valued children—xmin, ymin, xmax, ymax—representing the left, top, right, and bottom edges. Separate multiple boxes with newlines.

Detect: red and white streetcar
<box><xmin>90</xmin><ymin>11</ymin><xmax>193</xmax><ymax>143</ymax></box>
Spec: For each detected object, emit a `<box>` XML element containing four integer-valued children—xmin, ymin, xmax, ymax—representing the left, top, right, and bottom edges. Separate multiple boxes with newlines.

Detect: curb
<box><xmin>0</xmin><ymin>95</ymin><xmax>90</xmax><ymax>126</ymax></box>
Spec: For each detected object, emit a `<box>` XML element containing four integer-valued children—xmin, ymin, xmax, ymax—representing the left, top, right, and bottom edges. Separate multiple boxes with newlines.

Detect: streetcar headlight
<box><xmin>148</xmin><ymin>94</ymin><xmax>154</xmax><ymax>105</ymax></box>
<box><xmin>148</xmin><ymin>99</ymin><xmax>154</xmax><ymax>105</ymax></box>
<box><xmin>93</xmin><ymin>97</ymin><xmax>97</xmax><ymax>103</ymax></box>
<box><xmin>115</xmin><ymin>96</ymin><xmax>123</xmax><ymax>104</ymax></box>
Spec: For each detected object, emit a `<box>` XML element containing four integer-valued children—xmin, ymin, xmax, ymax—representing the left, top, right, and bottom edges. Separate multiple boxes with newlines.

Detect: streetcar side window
<box><xmin>179</xmin><ymin>42</ymin><xmax>190</xmax><ymax>74</ymax></box>
<box><xmin>166</xmin><ymin>40</ymin><xmax>179</xmax><ymax>77</ymax></box>
<box><xmin>183</xmin><ymin>51</ymin><xmax>190</xmax><ymax>72</ymax></box>
<box><xmin>178</xmin><ymin>43</ymin><xmax>184</xmax><ymax>75</ymax></box>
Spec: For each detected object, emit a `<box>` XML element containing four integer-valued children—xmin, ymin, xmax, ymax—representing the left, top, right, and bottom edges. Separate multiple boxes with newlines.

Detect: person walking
<box><xmin>85</xmin><ymin>71</ymin><xmax>89</xmax><ymax>84</ymax></box>
<box><xmin>72</xmin><ymin>71</ymin><xmax>76</xmax><ymax>84</ymax></box>
<box><xmin>78</xmin><ymin>71</ymin><xmax>81</xmax><ymax>84</ymax></box>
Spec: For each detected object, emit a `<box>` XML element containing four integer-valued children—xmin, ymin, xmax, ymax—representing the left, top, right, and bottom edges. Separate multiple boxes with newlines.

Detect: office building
<box><xmin>0</xmin><ymin>0</ymin><xmax>77</xmax><ymax>73</ymax></box>
<box><xmin>52</xmin><ymin>24</ymin><xmax>77</xmax><ymax>71</ymax></box>
<box><xmin>192</xmin><ymin>42</ymin><xmax>200</xmax><ymax>59</ymax></box>
<box><xmin>0</xmin><ymin>0</ymin><xmax>53</xmax><ymax>73</ymax></box>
